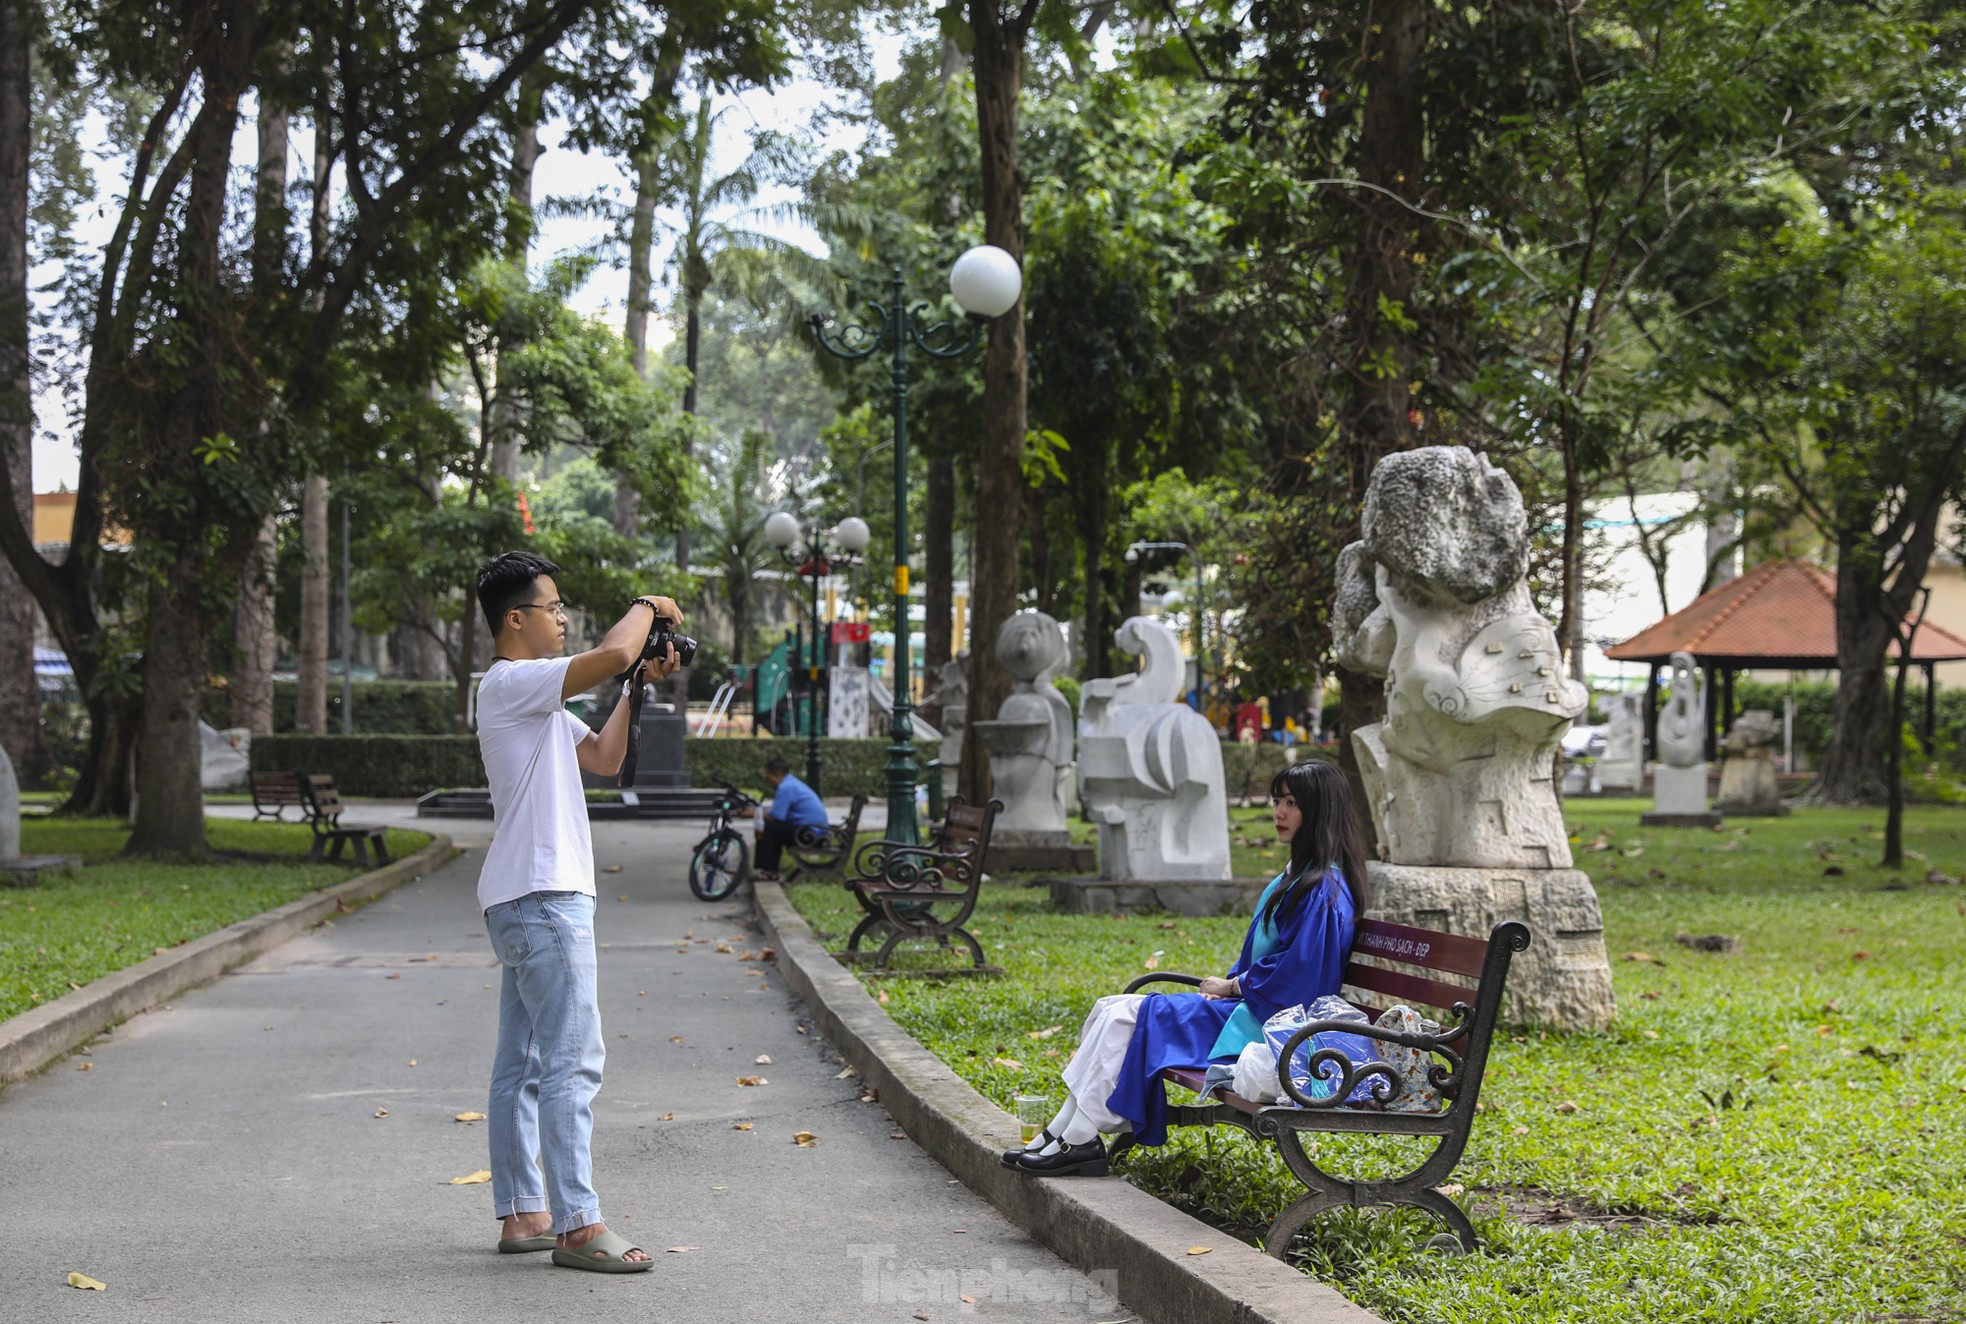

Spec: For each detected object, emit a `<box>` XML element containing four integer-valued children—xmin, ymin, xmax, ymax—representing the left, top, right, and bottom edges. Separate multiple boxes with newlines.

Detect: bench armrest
<box><xmin>1271</xmin><ymin>1017</ymin><xmax>1468</xmax><ymax>1111</ymax></box>
<box><xmin>1122</xmin><ymin>972</ymin><xmax>1206</xmax><ymax>994</ymax></box>
<box><xmin>851</xmin><ymin>843</ymin><xmax>973</xmax><ymax>890</ymax></box>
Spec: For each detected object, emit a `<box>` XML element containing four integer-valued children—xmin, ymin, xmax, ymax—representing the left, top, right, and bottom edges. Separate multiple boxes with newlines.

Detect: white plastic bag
<box><xmin>1231</xmin><ymin>1040</ymin><xmax>1281</xmax><ymax>1103</ymax></box>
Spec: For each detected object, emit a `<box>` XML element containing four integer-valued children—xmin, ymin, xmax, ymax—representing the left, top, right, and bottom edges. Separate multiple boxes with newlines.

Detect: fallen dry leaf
<box><xmin>755</xmin><ymin>1054</ymin><xmax>773</xmax><ymax>1065</ymax></box>
<box><xmin>1142</xmin><ymin>954</ymin><xmax>1160</xmax><ymax>970</ymax></box>
<box><xmin>835</xmin><ymin>1065</ymin><xmax>858</xmax><ymax>1078</ymax></box>
<box><xmin>992</xmin><ymin>1057</ymin><xmax>1024</xmax><ymax>1071</ymax></box>
<box><xmin>760</xmin><ymin>947</ymin><xmax>775</xmax><ymax>960</ymax></box>
<box><xmin>1554</xmin><ymin>1100</ymin><xmax>1579</xmax><ymax>1114</ymax></box>
<box><xmin>1621</xmin><ymin>846</ymin><xmax>1645</xmax><ymax>857</ymax></box>
<box><xmin>603</xmin><ymin>865</ymin><xmax>624</xmax><ymax>873</ymax></box>
<box><xmin>792</xmin><ymin>1131</ymin><xmax>819</xmax><ymax>1147</ymax></box>
<box><xmin>1511</xmin><ymin>1126</ymin><xmax>1530</xmax><ymax>1136</ymax></box>
<box><xmin>1852</xmin><ymin>950</ymin><xmax>1872</xmax><ymax>961</ymax></box>
<box><xmin>448</xmin><ymin>1170</ymin><xmax>492</xmax><ymax>1185</ymax></box>
<box><xmin>1186</xmin><ymin>1246</ymin><xmax>1212</xmax><ymax>1256</ymax></box>
<box><xmin>617</xmin><ymin>895</ymin><xmax>628</xmax><ymax>902</ymax></box>
<box><xmin>1620</xmin><ymin>951</ymin><xmax>1657</xmax><ymax>963</ymax></box>
<box><xmin>374</xmin><ymin>1108</ymin><xmax>389</xmax><ymax>1118</ymax></box>
<box><xmin>962</xmin><ymin>1296</ymin><xmax>977</xmax><ymax>1304</ymax></box>
<box><xmin>877</xmin><ymin>989</ymin><xmax>890</xmax><ymax>1004</ymax></box>
<box><xmin>76</xmin><ymin>1062</ymin><xmax>91</xmax><ymax>1071</ymax></box>
<box><xmin>670</xmin><ymin>1036</ymin><xmax>685</xmax><ymax>1043</ymax></box>
<box><xmin>407</xmin><ymin>1059</ymin><xmax>418</xmax><ymax>1067</ymax></box>
<box><xmin>658</xmin><ymin>1112</ymin><xmax>675</xmax><ymax>1121</ymax></box>
<box><xmin>737</xmin><ymin>1075</ymin><xmax>768</xmax><ymax>1086</ymax></box>
<box><xmin>715</xmin><ymin>944</ymin><xmax>733</xmax><ymax>953</ymax></box>
<box><xmin>740</xmin><ymin>951</ymin><xmax>760</xmax><ymax>961</ymax></box>
<box><xmin>454</xmin><ymin>1111</ymin><xmax>486</xmax><ymax>1122</ymax></box>
<box><xmin>1642</xmin><ymin>1029</ymin><xmax>1661</xmax><ymax>1040</ymax></box>
<box><xmin>385</xmin><ymin>973</ymin><xmax>401</xmax><ymax>980</ymax></box>
<box><xmin>1026</xmin><ymin>1025</ymin><xmax>1064</xmax><ymax>1041</ymax></box>
<box><xmin>1582</xmin><ymin>832</ymin><xmax>1612</xmax><ymax>853</ymax></box>
<box><xmin>66</xmin><ymin>1272</ymin><xmax>106</xmax><ymax>1291</ymax></box>
<box><xmin>667</xmin><ymin>1245</ymin><xmax>701</xmax><ymax>1254</ymax></box>
<box><xmin>732</xmin><ymin>1122</ymin><xmax>753</xmax><ymax>1131</ymax></box>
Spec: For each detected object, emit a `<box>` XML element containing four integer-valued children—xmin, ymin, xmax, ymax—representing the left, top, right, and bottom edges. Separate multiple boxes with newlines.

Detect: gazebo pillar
<box><xmin>1925</xmin><ymin>662</ymin><xmax>1937</xmax><ymax>748</ymax></box>
<box><xmin>1722</xmin><ymin>668</ymin><xmax>1736</xmax><ymax>736</ymax></box>
<box><xmin>1703</xmin><ymin>663</ymin><xmax>1720</xmax><ymax>762</ymax></box>
<box><xmin>1644</xmin><ymin>662</ymin><xmax>1661</xmax><ymax>764</ymax></box>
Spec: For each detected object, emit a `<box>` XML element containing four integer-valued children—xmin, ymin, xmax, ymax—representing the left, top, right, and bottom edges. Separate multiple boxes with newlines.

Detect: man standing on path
<box><xmin>473</xmin><ymin>551</ymin><xmax>682</xmax><ymax>1273</ymax></box>
<box><xmin>751</xmin><ymin>757</ymin><xmax>830</xmax><ymax>881</ymax></box>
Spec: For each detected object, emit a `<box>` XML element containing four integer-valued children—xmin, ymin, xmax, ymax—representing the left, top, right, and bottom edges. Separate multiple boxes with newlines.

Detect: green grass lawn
<box><xmin>787</xmin><ymin>800</ymin><xmax>1966</xmax><ymax>1323</ymax></box>
<box><xmin>1</xmin><ymin>818</ymin><xmax>430</xmax><ymax>1023</ymax></box>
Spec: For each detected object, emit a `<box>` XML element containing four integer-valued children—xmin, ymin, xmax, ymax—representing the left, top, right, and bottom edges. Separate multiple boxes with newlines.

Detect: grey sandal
<box><xmin>550</xmin><ymin>1228</ymin><xmax>654</xmax><ymax>1273</ymax></box>
<box><xmin>498</xmin><ymin>1234</ymin><xmax>555</xmax><ymax>1254</ymax></box>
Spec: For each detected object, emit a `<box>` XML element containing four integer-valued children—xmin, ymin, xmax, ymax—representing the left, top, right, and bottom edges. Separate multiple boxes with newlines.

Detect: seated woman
<box><xmin>1004</xmin><ymin>758</ymin><xmax>1368</xmax><ymax>1177</ymax></box>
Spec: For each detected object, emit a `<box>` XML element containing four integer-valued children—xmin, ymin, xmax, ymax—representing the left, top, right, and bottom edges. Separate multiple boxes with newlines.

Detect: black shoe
<box><xmin>1011</xmin><ymin>1137</ymin><xmax>1108</xmax><ymax>1177</ymax></box>
<box><xmin>1000</xmin><ymin>1129</ymin><xmax>1056</xmax><ymax>1169</ymax></box>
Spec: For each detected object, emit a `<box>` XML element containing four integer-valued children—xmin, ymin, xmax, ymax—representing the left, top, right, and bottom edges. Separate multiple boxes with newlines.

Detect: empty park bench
<box><xmin>784</xmin><ymin>793</ymin><xmax>869</xmax><ymax>882</ymax></box>
<box><xmin>841</xmin><ymin>797</ymin><xmax>1003</xmax><ymax>975</ymax></box>
<box><xmin>1115</xmin><ymin>917</ymin><xmax>1531</xmax><ymax>1257</ymax></box>
<box><xmin>299</xmin><ymin>774</ymin><xmax>391</xmax><ymax>867</ymax></box>
<box><xmin>250</xmin><ymin>770</ymin><xmax>311</xmax><ymax>822</ymax></box>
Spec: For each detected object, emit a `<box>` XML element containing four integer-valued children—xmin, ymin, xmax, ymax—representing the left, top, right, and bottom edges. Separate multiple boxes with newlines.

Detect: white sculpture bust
<box><xmin>1077</xmin><ymin>617</ymin><xmax>1231</xmax><ymax>881</ymax></box>
<box><xmin>972</xmin><ymin>613</ymin><xmax>1075</xmax><ymax>840</ymax></box>
<box><xmin>1334</xmin><ymin>446</ymin><xmax>1589</xmax><ymax>870</ymax></box>
<box><xmin>1656</xmin><ymin>652</ymin><xmax>1705</xmax><ymax>769</ymax></box>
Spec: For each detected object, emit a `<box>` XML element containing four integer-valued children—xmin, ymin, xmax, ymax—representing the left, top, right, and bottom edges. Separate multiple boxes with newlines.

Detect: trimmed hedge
<box><xmin>685</xmin><ymin>737</ymin><xmax>939</xmax><ymax>798</ymax></box>
<box><xmin>206</xmin><ymin>680</ymin><xmax>460</xmax><ymax>735</ymax></box>
<box><xmin>252</xmin><ymin>734</ymin><xmax>484</xmax><ymax>797</ymax></box>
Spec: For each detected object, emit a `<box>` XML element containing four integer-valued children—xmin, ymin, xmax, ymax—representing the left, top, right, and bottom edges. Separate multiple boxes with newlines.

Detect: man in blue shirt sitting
<box><xmin>752</xmin><ymin>757</ymin><xmax>831</xmax><ymax>880</ymax></box>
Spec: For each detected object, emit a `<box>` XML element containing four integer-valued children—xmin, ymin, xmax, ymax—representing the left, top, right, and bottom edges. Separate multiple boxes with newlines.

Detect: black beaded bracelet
<box><xmin>630</xmin><ymin>596</ymin><xmax>659</xmax><ymax>614</ymax></box>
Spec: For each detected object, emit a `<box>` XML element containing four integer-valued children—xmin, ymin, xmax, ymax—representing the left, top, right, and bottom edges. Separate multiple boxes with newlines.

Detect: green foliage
<box><xmin>4</xmin><ymin>818</ymin><xmax>430</xmax><ymax>1021</ymax></box>
<box><xmin>250</xmin><ymin>735</ymin><xmax>485</xmax><ymax>798</ymax></box>
<box><xmin>201</xmin><ymin>681</ymin><xmax>458</xmax><ymax>736</ymax></box>
<box><xmin>683</xmin><ymin>738</ymin><xmax>937</xmax><ymax>799</ymax></box>
<box><xmin>788</xmin><ymin>800</ymin><xmax>1966</xmax><ymax>1320</ymax></box>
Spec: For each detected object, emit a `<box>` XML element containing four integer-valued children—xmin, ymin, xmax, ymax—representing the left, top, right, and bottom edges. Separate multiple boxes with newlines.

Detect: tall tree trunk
<box><xmin>1811</xmin><ymin>539</ymin><xmax>1899</xmax><ymax>805</ymax></box>
<box><xmin>0</xmin><ymin>0</ymin><xmax>43</xmax><ymax>782</ymax></box>
<box><xmin>924</xmin><ymin>450</ymin><xmax>955</xmax><ymax>669</ymax></box>
<box><xmin>231</xmin><ymin>92</ymin><xmax>288</xmax><ymax>735</ymax></box>
<box><xmin>1071</xmin><ymin>435</ymin><xmax>1110</xmax><ymax>678</ymax></box>
<box><xmin>489</xmin><ymin>68</ymin><xmax>545</xmax><ymax>483</ymax></box>
<box><xmin>617</xmin><ymin>141</ymin><xmax>660</xmax><ymax>541</ymax></box>
<box><xmin>128</xmin><ymin>565</ymin><xmax>211</xmax><ymax>854</ymax></box>
<box><xmin>297</xmin><ymin>474</ymin><xmax>330</xmax><ymax>731</ymax></box>
<box><xmin>675</xmin><ymin>285</ymin><xmax>702</xmax><ymax>571</ymax></box>
<box><xmin>958</xmin><ymin>0</ymin><xmax>1037</xmax><ymax>805</ymax></box>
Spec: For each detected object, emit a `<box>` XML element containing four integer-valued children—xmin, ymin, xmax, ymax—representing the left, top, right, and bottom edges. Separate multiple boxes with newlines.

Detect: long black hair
<box><xmin>1264</xmin><ymin>759</ymin><xmax>1370</xmax><ymax>928</ymax></box>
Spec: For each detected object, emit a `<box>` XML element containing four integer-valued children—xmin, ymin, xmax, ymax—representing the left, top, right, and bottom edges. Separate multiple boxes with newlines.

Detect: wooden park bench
<box><xmin>841</xmin><ymin>797</ymin><xmax>1003</xmax><ymax>975</ymax></box>
<box><xmin>299</xmin><ymin>774</ymin><xmax>391</xmax><ymax>867</ymax></box>
<box><xmin>1114</xmin><ymin>917</ymin><xmax>1531</xmax><ymax>1257</ymax></box>
<box><xmin>250</xmin><ymin>770</ymin><xmax>311</xmax><ymax>822</ymax></box>
<box><xmin>783</xmin><ymin>793</ymin><xmax>869</xmax><ymax>882</ymax></box>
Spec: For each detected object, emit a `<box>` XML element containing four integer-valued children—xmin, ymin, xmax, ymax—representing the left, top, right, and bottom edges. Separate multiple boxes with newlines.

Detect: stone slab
<box><xmin>0</xmin><ymin>835</ymin><xmax>455</xmax><ymax>1088</ymax></box>
<box><xmin>1</xmin><ymin>854</ymin><xmax>82</xmax><ymax>887</ymax></box>
<box><xmin>990</xmin><ymin>841</ymin><xmax>1096</xmax><ymax>873</ymax></box>
<box><xmin>1651</xmin><ymin>761</ymin><xmax>1711</xmax><ymax>816</ymax></box>
<box><xmin>752</xmin><ymin>880</ymin><xmax>1387</xmax><ymax>1324</ymax></box>
<box><xmin>1364</xmin><ymin>861</ymin><xmax>1616</xmax><ymax>1032</ymax></box>
<box><xmin>1713</xmin><ymin>802</ymin><xmax>1788</xmax><ymax>818</ymax></box>
<box><xmin>1639</xmin><ymin>812</ymin><xmax>1725</xmax><ymax>828</ymax></box>
<box><xmin>1048</xmin><ymin>875</ymin><xmax>1274</xmax><ymax>917</ymax></box>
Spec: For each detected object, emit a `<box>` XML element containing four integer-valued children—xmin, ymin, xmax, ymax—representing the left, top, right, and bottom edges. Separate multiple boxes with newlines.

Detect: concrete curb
<box><xmin>751</xmin><ymin>880</ymin><xmax>1385</xmax><ymax>1324</ymax></box>
<box><xmin>0</xmin><ymin>834</ymin><xmax>458</xmax><ymax>1089</ymax></box>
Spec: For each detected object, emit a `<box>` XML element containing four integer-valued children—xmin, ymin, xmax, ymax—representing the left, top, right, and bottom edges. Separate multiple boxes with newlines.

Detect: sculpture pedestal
<box><xmin>1716</xmin><ymin>757</ymin><xmax>1787</xmax><ymax>817</ymax></box>
<box><xmin>1364</xmin><ymin>862</ymin><xmax>1616</xmax><ymax>1032</ymax></box>
<box><xmin>2</xmin><ymin>855</ymin><xmax>82</xmax><ymax>887</ymax></box>
<box><xmin>1642</xmin><ymin>763</ymin><xmax>1720</xmax><ymax>828</ymax></box>
<box><xmin>1049</xmin><ymin>875</ymin><xmax>1272</xmax><ymax>918</ymax></box>
<box><xmin>990</xmin><ymin>832</ymin><xmax>1096</xmax><ymax>873</ymax></box>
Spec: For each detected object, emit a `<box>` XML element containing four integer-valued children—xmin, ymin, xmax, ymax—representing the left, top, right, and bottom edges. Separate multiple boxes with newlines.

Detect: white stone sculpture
<box><xmin>0</xmin><ymin>744</ymin><xmax>19</xmax><ymax>865</ymax></box>
<box><xmin>972</xmin><ymin>612</ymin><xmax>1076</xmax><ymax>842</ymax></box>
<box><xmin>1716</xmin><ymin>708</ymin><xmax>1784</xmax><ymax>816</ymax></box>
<box><xmin>1598</xmin><ymin>693</ymin><xmax>1646</xmax><ymax>792</ymax></box>
<box><xmin>1077</xmin><ymin>616</ymin><xmax>1231</xmax><ymax>881</ymax></box>
<box><xmin>1646</xmin><ymin>650</ymin><xmax>1717</xmax><ymax>823</ymax></box>
<box><xmin>1335</xmin><ymin>446</ymin><xmax>1589</xmax><ymax>870</ymax></box>
<box><xmin>928</xmin><ymin>649</ymin><xmax>969</xmax><ymax>795</ymax></box>
<box><xmin>1333</xmin><ymin>446</ymin><xmax>1614</xmax><ymax>1031</ymax></box>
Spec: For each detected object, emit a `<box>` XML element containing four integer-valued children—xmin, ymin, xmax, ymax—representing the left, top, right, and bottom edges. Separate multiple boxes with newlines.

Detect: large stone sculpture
<box><xmin>1642</xmin><ymin>651</ymin><xmax>1720</xmax><ymax>826</ymax></box>
<box><xmin>1335</xmin><ymin>446</ymin><xmax>1615</xmax><ymax>1030</ymax></box>
<box><xmin>925</xmin><ymin>649</ymin><xmax>970</xmax><ymax>798</ymax></box>
<box><xmin>971</xmin><ymin>613</ymin><xmax>1079</xmax><ymax>866</ymax></box>
<box><xmin>0</xmin><ymin>745</ymin><xmax>81</xmax><ymax>886</ymax></box>
<box><xmin>1716</xmin><ymin>708</ymin><xmax>1785</xmax><ymax>817</ymax></box>
<box><xmin>1077</xmin><ymin>616</ymin><xmax>1231</xmax><ymax>883</ymax></box>
<box><xmin>1597</xmin><ymin>693</ymin><xmax>1646</xmax><ymax>792</ymax></box>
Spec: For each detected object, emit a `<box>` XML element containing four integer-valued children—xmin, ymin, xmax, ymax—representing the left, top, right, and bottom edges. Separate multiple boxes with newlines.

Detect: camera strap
<box><xmin>616</xmin><ymin>670</ymin><xmax>645</xmax><ymax>789</ymax></box>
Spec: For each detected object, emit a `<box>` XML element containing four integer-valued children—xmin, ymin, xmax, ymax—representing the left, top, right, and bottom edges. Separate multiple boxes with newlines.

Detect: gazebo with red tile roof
<box><xmin>1605</xmin><ymin>558</ymin><xmax>1966</xmax><ymax>760</ymax></box>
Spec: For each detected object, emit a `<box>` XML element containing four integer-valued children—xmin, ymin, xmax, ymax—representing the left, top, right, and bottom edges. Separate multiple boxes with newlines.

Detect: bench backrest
<box><xmin>1341</xmin><ymin>918</ymin><xmax>1531</xmax><ymax>1104</ymax></box>
<box><xmin>301</xmin><ymin>773</ymin><xmax>346</xmax><ymax>822</ymax></box>
<box><xmin>936</xmin><ymin>797</ymin><xmax>998</xmax><ymax>855</ymax></box>
<box><xmin>252</xmin><ymin>770</ymin><xmax>307</xmax><ymax>805</ymax></box>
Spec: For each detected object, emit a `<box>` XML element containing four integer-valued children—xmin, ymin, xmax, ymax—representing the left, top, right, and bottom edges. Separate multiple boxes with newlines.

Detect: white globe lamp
<box><xmin>949</xmin><ymin>245</ymin><xmax>1022</xmax><ymax>320</ymax></box>
<box><xmin>833</xmin><ymin>516</ymin><xmax>872</xmax><ymax>554</ymax></box>
<box><xmin>764</xmin><ymin>511</ymin><xmax>801</xmax><ymax>551</ymax></box>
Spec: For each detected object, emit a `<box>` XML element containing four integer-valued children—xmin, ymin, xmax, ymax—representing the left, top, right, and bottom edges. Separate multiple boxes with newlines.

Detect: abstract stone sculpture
<box><xmin>927</xmin><ymin>649</ymin><xmax>970</xmax><ymax>797</ymax></box>
<box><xmin>1644</xmin><ymin>651</ymin><xmax>1720</xmax><ymax>826</ymax></box>
<box><xmin>1598</xmin><ymin>693</ymin><xmax>1646</xmax><ymax>792</ymax></box>
<box><xmin>972</xmin><ymin>612</ymin><xmax>1075</xmax><ymax>843</ymax></box>
<box><xmin>0</xmin><ymin>745</ymin><xmax>81</xmax><ymax>887</ymax></box>
<box><xmin>1077</xmin><ymin>616</ymin><xmax>1230</xmax><ymax>882</ymax></box>
<box><xmin>1716</xmin><ymin>708</ymin><xmax>1785</xmax><ymax>817</ymax></box>
<box><xmin>1336</xmin><ymin>446</ymin><xmax>1588</xmax><ymax>870</ymax></box>
<box><xmin>1334</xmin><ymin>446</ymin><xmax>1614</xmax><ymax>1031</ymax></box>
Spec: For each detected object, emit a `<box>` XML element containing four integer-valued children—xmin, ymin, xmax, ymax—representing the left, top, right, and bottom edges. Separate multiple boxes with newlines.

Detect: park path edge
<box><xmin>750</xmin><ymin>879</ymin><xmax>1387</xmax><ymax>1324</ymax></box>
<box><xmin>0</xmin><ymin>833</ymin><xmax>458</xmax><ymax>1090</ymax></box>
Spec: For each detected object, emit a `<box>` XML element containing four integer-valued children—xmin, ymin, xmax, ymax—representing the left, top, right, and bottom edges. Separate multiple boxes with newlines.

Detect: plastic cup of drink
<box><xmin>1012</xmin><ymin>1094</ymin><xmax>1049</xmax><ymax>1144</ymax></box>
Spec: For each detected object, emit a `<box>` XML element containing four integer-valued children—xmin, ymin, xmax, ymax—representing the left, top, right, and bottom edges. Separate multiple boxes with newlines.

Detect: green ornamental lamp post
<box><xmin>808</xmin><ymin>247</ymin><xmax>1023</xmax><ymax>844</ymax></box>
<box><xmin>764</xmin><ymin>510</ymin><xmax>871</xmax><ymax>796</ymax></box>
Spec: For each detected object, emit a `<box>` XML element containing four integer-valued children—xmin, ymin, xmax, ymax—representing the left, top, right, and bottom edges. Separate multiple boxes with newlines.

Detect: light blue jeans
<box><xmin>484</xmin><ymin>891</ymin><xmax>605</xmax><ymax>1234</ymax></box>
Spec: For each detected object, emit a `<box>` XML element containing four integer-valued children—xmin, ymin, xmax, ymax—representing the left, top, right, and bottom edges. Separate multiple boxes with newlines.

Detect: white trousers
<box><xmin>1059</xmin><ymin>993</ymin><xmax>1146</xmax><ymax>1133</ymax></box>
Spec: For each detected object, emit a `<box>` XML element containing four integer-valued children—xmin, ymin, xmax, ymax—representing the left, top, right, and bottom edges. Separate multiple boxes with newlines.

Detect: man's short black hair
<box><xmin>764</xmin><ymin>758</ymin><xmax>791</xmax><ymax>777</ymax></box>
<box><xmin>477</xmin><ymin>550</ymin><xmax>562</xmax><ymax>636</ymax></box>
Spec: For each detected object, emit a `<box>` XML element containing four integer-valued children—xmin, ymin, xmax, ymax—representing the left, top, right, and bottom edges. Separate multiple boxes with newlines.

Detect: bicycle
<box><xmin>688</xmin><ymin>783</ymin><xmax>758</xmax><ymax>901</ymax></box>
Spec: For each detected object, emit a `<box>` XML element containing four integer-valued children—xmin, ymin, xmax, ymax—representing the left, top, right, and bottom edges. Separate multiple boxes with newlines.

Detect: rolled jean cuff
<box><xmin>495</xmin><ymin>1197</ymin><xmax>550</xmax><ymax>1219</ymax></box>
<box><xmin>553</xmin><ymin>1207</ymin><xmax>603</xmax><ymax>1236</ymax></box>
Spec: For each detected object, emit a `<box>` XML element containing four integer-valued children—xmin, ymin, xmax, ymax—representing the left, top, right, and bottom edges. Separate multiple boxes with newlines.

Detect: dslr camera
<box><xmin>640</xmin><ymin>609</ymin><xmax>698</xmax><ymax>671</ymax></box>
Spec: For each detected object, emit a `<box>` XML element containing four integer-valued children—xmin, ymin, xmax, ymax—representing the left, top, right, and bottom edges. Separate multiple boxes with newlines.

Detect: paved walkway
<box><xmin>0</xmin><ymin>818</ymin><xmax>1121</xmax><ymax>1323</ymax></box>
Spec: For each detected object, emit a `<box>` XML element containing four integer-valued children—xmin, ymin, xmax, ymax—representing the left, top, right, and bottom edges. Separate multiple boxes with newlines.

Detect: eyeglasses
<box><xmin>514</xmin><ymin>601</ymin><xmax>570</xmax><ymax>620</ymax></box>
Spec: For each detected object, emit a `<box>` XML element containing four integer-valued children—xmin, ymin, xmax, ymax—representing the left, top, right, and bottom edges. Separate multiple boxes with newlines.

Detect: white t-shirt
<box><xmin>475</xmin><ymin>656</ymin><xmax>596</xmax><ymax>910</ymax></box>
